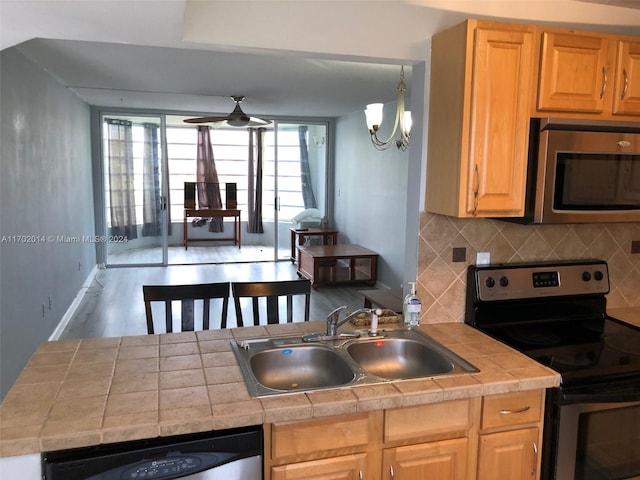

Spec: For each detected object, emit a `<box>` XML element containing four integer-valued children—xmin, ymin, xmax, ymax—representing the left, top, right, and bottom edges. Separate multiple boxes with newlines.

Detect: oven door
<box><xmin>556</xmin><ymin>398</ymin><xmax>640</xmax><ymax>480</ymax></box>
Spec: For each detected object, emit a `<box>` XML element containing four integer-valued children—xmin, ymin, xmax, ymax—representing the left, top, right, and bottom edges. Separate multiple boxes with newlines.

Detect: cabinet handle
<box><xmin>532</xmin><ymin>441</ymin><xmax>539</xmax><ymax>477</ymax></box>
<box><xmin>600</xmin><ymin>66</ymin><xmax>608</xmax><ymax>99</ymax></box>
<box><xmin>473</xmin><ymin>164</ymin><xmax>479</xmax><ymax>215</ymax></box>
<box><xmin>621</xmin><ymin>68</ymin><xmax>629</xmax><ymax>100</ymax></box>
<box><xmin>390</xmin><ymin>465</ymin><xmax>395</xmax><ymax>480</ymax></box>
<box><xmin>499</xmin><ymin>405</ymin><xmax>531</xmax><ymax>415</ymax></box>
<box><xmin>359</xmin><ymin>470</ymin><xmax>364</xmax><ymax>480</ymax></box>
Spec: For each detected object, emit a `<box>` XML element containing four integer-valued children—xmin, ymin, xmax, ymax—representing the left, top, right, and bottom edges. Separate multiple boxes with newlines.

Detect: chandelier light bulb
<box><xmin>403</xmin><ymin>111</ymin><xmax>412</xmax><ymax>135</ymax></box>
<box><xmin>365</xmin><ymin>103</ymin><xmax>384</xmax><ymax>131</ymax></box>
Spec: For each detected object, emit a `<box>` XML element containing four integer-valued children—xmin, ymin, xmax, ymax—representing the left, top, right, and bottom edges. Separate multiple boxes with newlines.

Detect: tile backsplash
<box><xmin>417</xmin><ymin>213</ymin><xmax>640</xmax><ymax>323</ymax></box>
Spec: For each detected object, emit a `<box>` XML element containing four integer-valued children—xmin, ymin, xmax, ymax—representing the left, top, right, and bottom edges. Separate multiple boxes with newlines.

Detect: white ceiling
<box><xmin>2</xmin><ymin>0</ymin><xmax>639</xmax><ymax>120</ymax></box>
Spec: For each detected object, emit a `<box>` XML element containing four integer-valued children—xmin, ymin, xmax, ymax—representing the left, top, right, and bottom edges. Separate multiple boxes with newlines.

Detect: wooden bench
<box><xmin>359</xmin><ymin>288</ymin><xmax>404</xmax><ymax>313</ymax></box>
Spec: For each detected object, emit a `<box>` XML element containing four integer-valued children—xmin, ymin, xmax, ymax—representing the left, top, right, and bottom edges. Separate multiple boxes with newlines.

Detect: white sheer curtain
<box><xmin>105</xmin><ymin>119</ymin><xmax>137</xmax><ymax>239</ymax></box>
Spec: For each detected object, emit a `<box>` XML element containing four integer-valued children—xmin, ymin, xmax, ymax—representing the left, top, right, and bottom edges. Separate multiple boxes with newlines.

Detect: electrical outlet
<box><xmin>476</xmin><ymin>252</ymin><xmax>490</xmax><ymax>265</ymax></box>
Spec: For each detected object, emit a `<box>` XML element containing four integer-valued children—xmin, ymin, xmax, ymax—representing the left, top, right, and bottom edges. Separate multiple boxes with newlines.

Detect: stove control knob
<box><xmin>499</xmin><ymin>276</ymin><xmax>509</xmax><ymax>287</ymax></box>
<box><xmin>485</xmin><ymin>277</ymin><xmax>495</xmax><ymax>288</ymax></box>
<box><xmin>582</xmin><ymin>271</ymin><xmax>592</xmax><ymax>282</ymax></box>
<box><xmin>594</xmin><ymin>270</ymin><xmax>604</xmax><ymax>281</ymax></box>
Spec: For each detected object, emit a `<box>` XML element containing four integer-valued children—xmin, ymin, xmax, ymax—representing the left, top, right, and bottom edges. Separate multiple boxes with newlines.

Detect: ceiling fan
<box><xmin>183</xmin><ymin>95</ymin><xmax>271</xmax><ymax>127</ymax></box>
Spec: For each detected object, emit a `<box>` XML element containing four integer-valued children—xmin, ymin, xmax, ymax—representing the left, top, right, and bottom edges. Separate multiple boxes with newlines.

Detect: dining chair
<box><xmin>231</xmin><ymin>279</ymin><xmax>311</xmax><ymax>326</ymax></box>
<box><xmin>143</xmin><ymin>282</ymin><xmax>230</xmax><ymax>334</ymax></box>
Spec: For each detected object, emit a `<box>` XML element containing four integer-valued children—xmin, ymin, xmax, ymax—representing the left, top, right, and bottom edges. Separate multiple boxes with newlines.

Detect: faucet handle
<box><xmin>327</xmin><ymin>305</ymin><xmax>348</xmax><ymax>323</ymax></box>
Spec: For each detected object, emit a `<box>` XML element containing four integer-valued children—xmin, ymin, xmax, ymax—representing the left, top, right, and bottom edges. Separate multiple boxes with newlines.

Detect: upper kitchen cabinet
<box><xmin>537</xmin><ymin>32</ymin><xmax>610</xmax><ymax>113</ymax></box>
<box><xmin>537</xmin><ymin>30</ymin><xmax>640</xmax><ymax>118</ymax></box>
<box><xmin>425</xmin><ymin>20</ymin><xmax>535</xmax><ymax>218</ymax></box>
<box><xmin>613</xmin><ymin>39</ymin><xmax>640</xmax><ymax>116</ymax></box>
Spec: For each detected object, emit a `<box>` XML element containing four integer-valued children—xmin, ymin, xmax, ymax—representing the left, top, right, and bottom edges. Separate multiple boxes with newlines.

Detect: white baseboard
<box><xmin>49</xmin><ymin>265</ymin><xmax>99</xmax><ymax>341</ymax></box>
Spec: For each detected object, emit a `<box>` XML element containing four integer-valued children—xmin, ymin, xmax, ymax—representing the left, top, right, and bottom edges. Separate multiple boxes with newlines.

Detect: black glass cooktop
<box><xmin>480</xmin><ymin>317</ymin><xmax>640</xmax><ymax>386</ymax></box>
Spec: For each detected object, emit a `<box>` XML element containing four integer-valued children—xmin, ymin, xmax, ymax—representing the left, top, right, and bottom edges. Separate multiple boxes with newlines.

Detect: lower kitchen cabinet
<box><xmin>264</xmin><ymin>390</ymin><xmax>544</xmax><ymax>480</ymax></box>
<box><xmin>477</xmin><ymin>428</ymin><xmax>539</xmax><ymax>480</ymax></box>
<box><xmin>271</xmin><ymin>453</ymin><xmax>370</xmax><ymax>480</ymax></box>
<box><xmin>478</xmin><ymin>390</ymin><xmax>544</xmax><ymax>480</ymax></box>
<box><xmin>382</xmin><ymin>438</ymin><xmax>469</xmax><ymax>480</ymax></box>
<box><xmin>266</xmin><ymin>411</ymin><xmax>378</xmax><ymax>480</ymax></box>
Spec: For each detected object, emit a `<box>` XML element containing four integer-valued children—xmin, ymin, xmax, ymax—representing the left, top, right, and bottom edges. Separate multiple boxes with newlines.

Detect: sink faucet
<box><xmin>326</xmin><ymin>305</ymin><xmax>371</xmax><ymax>336</ymax></box>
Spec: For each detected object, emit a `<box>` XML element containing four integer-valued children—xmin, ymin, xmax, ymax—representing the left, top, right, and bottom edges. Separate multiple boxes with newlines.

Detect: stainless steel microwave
<box><xmin>520</xmin><ymin>118</ymin><xmax>640</xmax><ymax>224</ymax></box>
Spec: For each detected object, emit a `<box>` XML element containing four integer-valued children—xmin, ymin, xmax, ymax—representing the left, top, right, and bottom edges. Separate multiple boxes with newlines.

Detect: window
<box><xmin>102</xmin><ymin>113</ymin><xmax>326</xmax><ymax>231</ymax></box>
<box><xmin>166</xmin><ymin>119</ymin><xmax>316</xmax><ymax>225</ymax></box>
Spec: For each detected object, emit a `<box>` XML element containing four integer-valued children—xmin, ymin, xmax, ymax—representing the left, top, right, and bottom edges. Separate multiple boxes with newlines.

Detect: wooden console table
<box><xmin>296</xmin><ymin>244</ymin><xmax>378</xmax><ymax>288</ymax></box>
<box><xmin>183</xmin><ymin>208</ymin><xmax>241</xmax><ymax>249</ymax></box>
<box><xmin>289</xmin><ymin>227</ymin><xmax>338</xmax><ymax>263</ymax></box>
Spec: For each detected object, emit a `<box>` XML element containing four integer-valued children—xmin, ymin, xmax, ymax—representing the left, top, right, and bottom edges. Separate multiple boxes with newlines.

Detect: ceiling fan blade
<box><xmin>183</xmin><ymin>116</ymin><xmax>229</xmax><ymax>124</ymax></box>
<box><xmin>183</xmin><ymin>96</ymin><xmax>271</xmax><ymax>127</ymax></box>
<box><xmin>247</xmin><ymin>117</ymin><xmax>272</xmax><ymax>127</ymax></box>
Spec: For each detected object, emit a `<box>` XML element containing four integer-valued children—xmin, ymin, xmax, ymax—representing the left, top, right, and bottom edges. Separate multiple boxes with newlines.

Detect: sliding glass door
<box><xmin>97</xmin><ymin>113</ymin><xmax>327</xmax><ymax>266</ymax></box>
<box><xmin>272</xmin><ymin>122</ymin><xmax>328</xmax><ymax>261</ymax></box>
<box><xmin>162</xmin><ymin>118</ymin><xmax>327</xmax><ymax>264</ymax></box>
<box><xmin>102</xmin><ymin>114</ymin><xmax>166</xmax><ymax>266</ymax></box>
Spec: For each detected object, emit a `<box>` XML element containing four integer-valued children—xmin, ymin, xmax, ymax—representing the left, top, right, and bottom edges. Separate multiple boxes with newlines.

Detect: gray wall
<box><xmin>0</xmin><ymin>48</ymin><xmax>95</xmax><ymax>400</ymax></box>
<box><xmin>333</xmin><ymin>106</ymin><xmax>410</xmax><ymax>289</ymax></box>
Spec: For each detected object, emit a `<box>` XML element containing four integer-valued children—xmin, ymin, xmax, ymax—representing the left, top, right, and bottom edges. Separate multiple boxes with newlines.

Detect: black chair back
<box><xmin>231</xmin><ymin>279</ymin><xmax>311</xmax><ymax>326</ymax></box>
<box><xmin>143</xmin><ymin>282</ymin><xmax>230</xmax><ymax>334</ymax></box>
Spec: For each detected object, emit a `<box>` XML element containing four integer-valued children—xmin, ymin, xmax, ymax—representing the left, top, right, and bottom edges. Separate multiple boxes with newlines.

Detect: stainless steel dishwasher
<box><xmin>42</xmin><ymin>426</ymin><xmax>262</xmax><ymax>479</ymax></box>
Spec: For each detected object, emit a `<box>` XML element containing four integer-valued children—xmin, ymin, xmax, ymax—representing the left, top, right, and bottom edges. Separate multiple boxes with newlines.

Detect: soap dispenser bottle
<box><xmin>403</xmin><ymin>282</ymin><xmax>421</xmax><ymax>327</ymax></box>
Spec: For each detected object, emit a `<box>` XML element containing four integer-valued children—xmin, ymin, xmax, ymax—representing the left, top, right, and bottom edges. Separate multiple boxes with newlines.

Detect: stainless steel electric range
<box><xmin>465</xmin><ymin>260</ymin><xmax>640</xmax><ymax>480</ymax></box>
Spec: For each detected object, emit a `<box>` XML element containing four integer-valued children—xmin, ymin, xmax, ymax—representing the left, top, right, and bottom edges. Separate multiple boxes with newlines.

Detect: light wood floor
<box><xmin>60</xmin><ymin>258</ymin><xmax>370</xmax><ymax>339</ymax></box>
<box><xmin>108</xmin><ymin>245</ymin><xmax>290</xmax><ymax>265</ymax></box>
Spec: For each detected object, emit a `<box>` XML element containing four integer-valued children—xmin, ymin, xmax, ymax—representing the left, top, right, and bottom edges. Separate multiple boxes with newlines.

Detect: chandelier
<box><xmin>364</xmin><ymin>66</ymin><xmax>412</xmax><ymax>151</ymax></box>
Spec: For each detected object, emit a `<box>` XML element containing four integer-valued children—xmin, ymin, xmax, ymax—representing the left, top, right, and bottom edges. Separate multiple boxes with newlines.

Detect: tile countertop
<box><xmin>0</xmin><ymin>320</ymin><xmax>562</xmax><ymax>458</ymax></box>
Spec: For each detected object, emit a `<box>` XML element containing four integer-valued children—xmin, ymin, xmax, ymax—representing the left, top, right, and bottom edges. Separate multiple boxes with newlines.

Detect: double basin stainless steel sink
<box><xmin>231</xmin><ymin>327</ymin><xmax>479</xmax><ymax>397</ymax></box>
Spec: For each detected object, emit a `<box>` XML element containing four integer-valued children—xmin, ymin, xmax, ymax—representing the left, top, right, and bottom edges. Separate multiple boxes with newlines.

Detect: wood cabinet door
<box><xmin>271</xmin><ymin>453</ymin><xmax>368</xmax><ymax>480</ymax></box>
<box><xmin>478</xmin><ymin>428</ymin><xmax>540</xmax><ymax>480</ymax></box>
<box><xmin>613</xmin><ymin>39</ymin><xmax>640</xmax><ymax>115</ymax></box>
<box><xmin>467</xmin><ymin>26</ymin><xmax>534</xmax><ymax>216</ymax></box>
<box><xmin>382</xmin><ymin>438</ymin><xmax>469</xmax><ymax>480</ymax></box>
<box><xmin>538</xmin><ymin>32</ymin><xmax>611</xmax><ymax>113</ymax></box>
